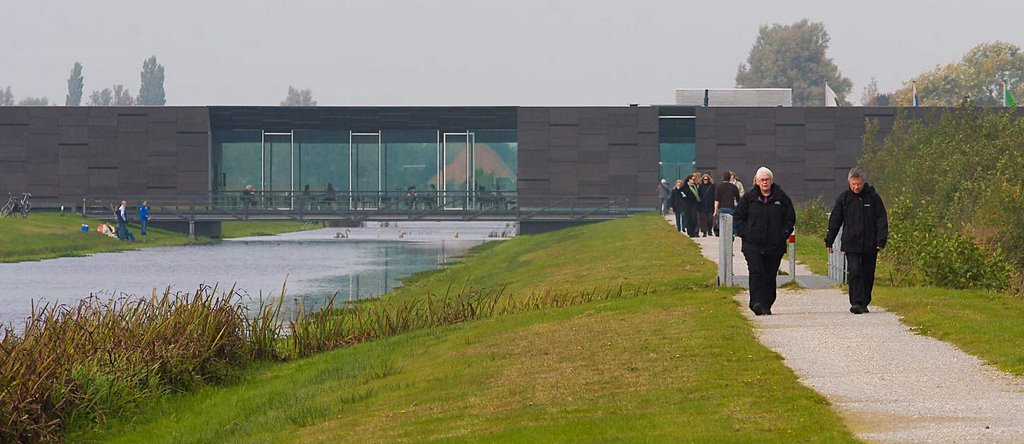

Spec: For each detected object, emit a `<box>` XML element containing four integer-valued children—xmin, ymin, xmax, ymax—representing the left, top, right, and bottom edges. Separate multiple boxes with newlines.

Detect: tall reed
<box><xmin>1</xmin><ymin>282</ymin><xmax>652</xmax><ymax>442</ymax></box>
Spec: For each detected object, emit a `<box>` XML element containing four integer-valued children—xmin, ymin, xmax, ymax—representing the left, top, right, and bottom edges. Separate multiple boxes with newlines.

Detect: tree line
<box><xmin>4</xmin><ymin>22</ymin><xmax>1021</xmax><ymax>107</ymax></box>
<box><xmin>734</xmin><ymin>19</ymin><xmax>1023</xmax><ymax>107</ymax></box>
<box><xmin>0</xmin><ymin>56</ymin><xmax>166</xmax><ymax>106</ymax></box>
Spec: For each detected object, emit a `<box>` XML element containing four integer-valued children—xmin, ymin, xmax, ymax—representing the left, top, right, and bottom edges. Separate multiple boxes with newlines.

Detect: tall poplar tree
<box><xmin>137</xmin><ymin>55</ymin><xmax>166</xmax><ymax>105</ymax></box>
<box><xmin>66</xmin><ymin>62</ymin><xmax>84</xmax><ymax>106</ymax></box>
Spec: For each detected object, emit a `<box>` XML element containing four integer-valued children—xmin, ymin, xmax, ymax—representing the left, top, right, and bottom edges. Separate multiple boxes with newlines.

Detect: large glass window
<box><xmin>295</xmin><ymin>130</ymin><xmax>348</xmax><ymax>193</ymax></box>
<box><xmin>212</xmin><ymin>130</ymin><xmax>262</xmax><ymax>192</ymax></box>
<box><xmin>263</xmin><ymin>133</ymin><xmax>293</xmax><ymax>193</ymax></box>
<box><xmin>383</xmin><ymin>130</ymin><xmax>438</xmax><ymax>194</ymax></box>
<box><xmin>472</xmin><ymin>130</ymin><xmax>517</xmax><ymax>193</ymax></box>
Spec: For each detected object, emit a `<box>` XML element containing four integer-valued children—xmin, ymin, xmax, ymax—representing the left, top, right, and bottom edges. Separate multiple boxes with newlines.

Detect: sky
<box><xmin>3</xmin><ymin>0</ymin><xmax>1023</xmax><ymax>106</ymax></box>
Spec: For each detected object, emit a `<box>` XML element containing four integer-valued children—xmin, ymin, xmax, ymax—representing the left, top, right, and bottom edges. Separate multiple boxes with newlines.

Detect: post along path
<box><xmin>669</xmin><ymin>216</ymin><xmax>1024</xmax><ymax>442</ymax></box>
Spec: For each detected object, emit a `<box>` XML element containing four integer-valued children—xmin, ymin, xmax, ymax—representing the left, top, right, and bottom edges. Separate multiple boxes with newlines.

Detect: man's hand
<box><xmin>827</xmin><ymin>247</ymin><xmax>833</xmax><ymax>254</ymax></box>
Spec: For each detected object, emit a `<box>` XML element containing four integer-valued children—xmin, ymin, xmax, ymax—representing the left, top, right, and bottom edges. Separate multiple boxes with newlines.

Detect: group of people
<box><xmin>108</xmin><ymin>200</ymin><xmax>149</xmax><ymax>241</ymax></box>
<box><xmin>663</xmin><ymin>166</ymin><xmax>888</xmax><ymax>317</ymax></box>
<box><xmin>660</xmin><ymin>170</ymin><xmax>745</xmax><ymax>238</ymax></box>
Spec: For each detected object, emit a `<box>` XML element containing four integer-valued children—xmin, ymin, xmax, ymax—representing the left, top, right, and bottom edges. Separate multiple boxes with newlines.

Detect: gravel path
<box><xmin>670</xmin><ymin>217</ymin><xmax>1024</xmax><ymax>442</ymax></box>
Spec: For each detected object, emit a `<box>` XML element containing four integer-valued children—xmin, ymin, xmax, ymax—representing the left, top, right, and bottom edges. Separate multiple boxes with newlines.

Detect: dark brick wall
<box><xmin>693</xmin><ymin>107</ymin><xmax>901</xmax><ymax>201</ymax></box>
<box><xmin>0</xmin><ymin>107</ymin><xmax>210</xmax><ymax>205</ymax></box>
<box><xmin>517</xmin><ymin>107</ymin><xmax>659</xmax><ymax>209</ymax></box>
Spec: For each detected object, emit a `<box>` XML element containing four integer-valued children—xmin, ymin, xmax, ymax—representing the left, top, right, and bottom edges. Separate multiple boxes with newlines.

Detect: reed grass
<box><xmin>1</xmin><ymin>279</ymin><xmax>650</xmax><ymax>442</ymax></box>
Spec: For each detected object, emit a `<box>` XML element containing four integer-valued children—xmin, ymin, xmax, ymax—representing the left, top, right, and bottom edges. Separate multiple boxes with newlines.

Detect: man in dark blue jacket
<box><xmin>138</xmin><ymin>200</ymin><xmax>149</xmax><ymax>237</ymax></box>
<box><xmin>734</xmin><ymin>167</ymin><xmax>796</xmax><ymax>316</ymax></box>
<box><xmin>825</xmin><ymin>167</ymin><xmax>888</xmax><ymax>314</ymax></box>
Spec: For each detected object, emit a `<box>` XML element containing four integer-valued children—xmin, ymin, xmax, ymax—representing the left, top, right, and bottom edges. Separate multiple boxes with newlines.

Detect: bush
<box><xmin>861</xmin><ymin>104</ymin><xmax>1024</xmax><ymax>292</ymax></box>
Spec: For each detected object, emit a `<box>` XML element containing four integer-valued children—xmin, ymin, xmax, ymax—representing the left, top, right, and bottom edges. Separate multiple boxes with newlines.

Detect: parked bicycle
<box><xmin>1</xmin><ymin>192</ymin><xmax>32</xmax><ymax>218</ymax></box>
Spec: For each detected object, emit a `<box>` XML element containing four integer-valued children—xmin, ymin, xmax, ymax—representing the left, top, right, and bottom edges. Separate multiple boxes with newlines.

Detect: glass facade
<box><xmin>212</xmin><ymin>128</ymin><xmax>517</xmax><ymax>208</ymax></box>
<box><xmin>658</xmin><ymin>109</ymin><xmax>697</xmax><ymax>182</ymax></box>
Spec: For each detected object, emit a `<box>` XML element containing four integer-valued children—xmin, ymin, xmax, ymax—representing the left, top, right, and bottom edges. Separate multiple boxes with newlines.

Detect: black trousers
<box><xmin>846</xmin><ymin>250</ymin><xmax>878</xmax><ymax>307</ymax></box>
<box><xmin>744</xmin><ymin>252</ymin><xmax>783</xmax><ymax>310</ymax></box>
<box><xmin>684</xmin><ymin>205</ymin><xmax>699</xmax><ymax>237</ymax></box>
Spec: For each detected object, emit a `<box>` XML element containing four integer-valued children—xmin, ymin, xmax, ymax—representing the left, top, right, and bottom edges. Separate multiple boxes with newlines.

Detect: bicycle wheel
<box><xmin>20</xmin><ymin>202</ymin><xmax>31</xmax><ymax>218</ymax></box>
<box><xmin>0</xmin><ymin>203</ymin><xmax>11</xmax><ymax>218</ymax></box>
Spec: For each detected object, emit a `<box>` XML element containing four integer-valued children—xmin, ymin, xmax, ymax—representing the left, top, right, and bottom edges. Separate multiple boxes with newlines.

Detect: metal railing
<box><xmin>79</xmin><ymin>191</ymin><xmax>633</xmax><ymax>222</ymax></box>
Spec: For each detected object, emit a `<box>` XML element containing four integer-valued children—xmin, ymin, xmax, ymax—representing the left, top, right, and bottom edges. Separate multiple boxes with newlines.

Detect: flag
<box><xmin>1005</xmin><ymin>84</ymin><xmax>1018</xmax><ymax>107</ymax></box>
<box><xmin>912</xmin><ymin>82</ymin><xmax>920</xmax><ymax>107</ymax></box>
<box><xmin>825</xmin><ymin>82</ymin><xmax>840</xmax><ymax>106</ymax></box>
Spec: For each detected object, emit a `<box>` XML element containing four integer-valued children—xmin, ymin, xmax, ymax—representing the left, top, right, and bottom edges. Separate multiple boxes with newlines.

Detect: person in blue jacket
<box><xmin>138</xmin><ymin>200</ymin><xmax>150</xmax><ymax>237</ymax></box>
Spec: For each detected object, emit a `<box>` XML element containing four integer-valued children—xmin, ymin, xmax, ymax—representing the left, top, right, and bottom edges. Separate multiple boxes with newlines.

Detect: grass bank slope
<box><xmin>81</xmin><ymin>214</ymin><xmax>855</xmax><ymax>443</ymax></box>
<box><xmin>0</xmin><ymin>213</ymin><xmax>314</xmax><ymax>263</ymax></box>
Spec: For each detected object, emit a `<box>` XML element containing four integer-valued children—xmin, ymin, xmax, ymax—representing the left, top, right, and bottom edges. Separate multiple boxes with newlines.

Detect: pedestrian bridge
<box><xmin>82</xmin><ymin>191</ymin><xmax>636</xmax><ymax>227</ymax></box>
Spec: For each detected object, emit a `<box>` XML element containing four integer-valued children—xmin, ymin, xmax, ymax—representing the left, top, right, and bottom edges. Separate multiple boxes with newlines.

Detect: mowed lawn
<box><xmin>80</xmin><ymin>214</ymin><xmax>857</xmax><ymax>443</ymax></box>
<box><xmin>0</xmin><ymin>212</ymin><xmax>315</xmax><ymax>263</ymax></box>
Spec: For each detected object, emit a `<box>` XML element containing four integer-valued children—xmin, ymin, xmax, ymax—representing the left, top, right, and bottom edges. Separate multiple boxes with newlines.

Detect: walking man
<box><xmin>734</xmin><ymin>167</ymin><xmax>795</xmax><ymax>316</ymax></box>
<box><xmin>825</xmin><ymin>167</ymin><xmax>888</xmax><ymax>314</ymax></box>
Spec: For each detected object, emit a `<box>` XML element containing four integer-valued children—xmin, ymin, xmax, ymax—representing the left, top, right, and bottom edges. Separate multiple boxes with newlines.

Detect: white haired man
<box><xmin>733</xmin><ymin>167</ymin><xmax>796</xmax><ymax>316</ymax></box>
<box><xmin>825</xmin><ymin>167</ymin><xmax>888</xmax><ymax>314</ymax></box>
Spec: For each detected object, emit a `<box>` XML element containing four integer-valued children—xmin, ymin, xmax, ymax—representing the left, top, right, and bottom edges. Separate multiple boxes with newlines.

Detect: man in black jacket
<box><xmin>825</xmin><ymin>167</ymin><xmax>888</xmax><ymax>314</ymax></box>
<box><xmin>734</xmin><ymin>167</ymin><xmax>796</xmax><ymax>316</ymax></box>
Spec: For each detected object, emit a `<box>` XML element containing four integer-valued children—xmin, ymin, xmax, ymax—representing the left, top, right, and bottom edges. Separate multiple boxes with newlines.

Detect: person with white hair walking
<box><xmin>734</xmin><ymin>166</ymin><xmax>796</xmax><ymax>315</ymax></box>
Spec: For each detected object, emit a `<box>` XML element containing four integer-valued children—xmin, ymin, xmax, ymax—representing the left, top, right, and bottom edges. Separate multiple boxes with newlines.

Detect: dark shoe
<box><xmin>752</xmin><ymin>303</ymin><xmax>766</xmax><ymax>316</ymax></box>
<box><xmin>765</xmin><ymin>307</ymin><xmax>772</xmax><ymax>315</ymax></box>
<box><xmin>850</xmin><ymin>305</ymin><xmax>865</xmax><ymax>314</ymax></box>
<box><xmin>862</xmin><ymin>306</ymin><xmax>870</xmax><ymax>313</ymax></box>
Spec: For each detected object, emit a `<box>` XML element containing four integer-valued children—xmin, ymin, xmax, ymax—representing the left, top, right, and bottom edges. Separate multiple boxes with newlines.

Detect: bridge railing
<box><xmin>80</xmin><ymin>192</ymin><xmax>633</xmax><ymax>221</ymax></box>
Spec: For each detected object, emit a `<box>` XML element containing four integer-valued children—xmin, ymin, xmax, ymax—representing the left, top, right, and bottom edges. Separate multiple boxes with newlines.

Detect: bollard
<box><xmin>788</xmin><ymin>231</ymin><xmax>796</xmax><ymax>283</ymax></box>
<box><xmin>717</xmin><ymin>213</ymin><xmax>734</xmax><ymax>287</ymax></box>
<box><xmin>188</xmin><ymin>219</ymin><xmax>196</xmax><ymax>240</ymax></box>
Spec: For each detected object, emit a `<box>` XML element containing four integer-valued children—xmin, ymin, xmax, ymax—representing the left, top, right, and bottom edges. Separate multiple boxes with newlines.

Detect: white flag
<box><xmin>825</xmin><ymin>82</ymin><xmax>840</xmax><ymax>107</ymax></box>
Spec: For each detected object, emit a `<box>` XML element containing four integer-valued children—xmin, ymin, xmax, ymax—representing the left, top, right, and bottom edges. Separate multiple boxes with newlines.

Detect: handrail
<box><xmin>79</xmin><ymin>192</ymin><xmax>637</xmax><ymax>222</ymax></box>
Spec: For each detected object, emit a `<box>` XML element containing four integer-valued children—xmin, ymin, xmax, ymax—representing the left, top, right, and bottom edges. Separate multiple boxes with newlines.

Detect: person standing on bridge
<box><xmin>825</xmin><ymin>167</ymin><xmax>888</xmax><ymax>315</ymax></box>
<box><xmin>734</xmin><ymin>167</ymin><xmax>795</xmax><ymax>316</ymax></box>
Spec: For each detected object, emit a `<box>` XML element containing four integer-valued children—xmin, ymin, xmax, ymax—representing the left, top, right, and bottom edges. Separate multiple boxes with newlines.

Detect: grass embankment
<box><xmin>80</xmin><ymin>214</ymin><xmax>856</xmax><ymax>443</ymax></box>
<box><xmin>220</xmin><ymin>220</ymin><xmax>317</xmax><ymax>239</ymax></box>
<box><xmin>0</xmin><ymin>212</ymin><xmax>315</xmax><ymax>263</ymax></box>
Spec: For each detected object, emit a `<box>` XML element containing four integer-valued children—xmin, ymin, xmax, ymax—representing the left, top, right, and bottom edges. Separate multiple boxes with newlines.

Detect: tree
<box><xmin>66</xmin><ymin>62</ymin><xmax>84</xmax><ymax>106</ymax></box>
<box><xmin>17</xmin><ymin>97</ymin><xmax>49</xmax><ymax>106</ymax></box>
<box><xmin>736</xmin><ymin>19</ymin><xmax>853</xmax><ymax>106</ymax></box>
<box><xmin>0</xmin><ymin>86</ymin><xmax>13</xmax><ymax>106</ymax></box>
<box><xmin>112</xmin><ymin>84</ymin><xmax>135</xmax><ymax>106</ymax></box>
<box><xmin>88</xmin><ymin>88</ymin><xmax>113</xmax><ymax>106</ymax></box>
<box><xmin>891</xmin><ymin>41</ymin><xmax>1024</xmax><ymax>106</ymax></box>
<box><xmin>281</xmin><ymin>86</ymin><xmax>317</xmax><ymax>106</ymax></box>
<box><xmin>137</xmin><ymin>55</ymin><xmax>166</xmax><ymax>105</ymax></box>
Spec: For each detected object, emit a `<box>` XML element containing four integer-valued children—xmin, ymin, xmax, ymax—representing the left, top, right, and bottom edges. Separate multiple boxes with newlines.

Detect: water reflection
<box><xmin>0</xmin><ymin>223</ymin><xmax>509</xmax><ymax>329</ymax></box>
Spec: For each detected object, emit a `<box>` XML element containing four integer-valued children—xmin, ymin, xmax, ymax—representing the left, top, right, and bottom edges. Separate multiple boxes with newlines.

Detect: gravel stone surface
<box><xmin>675</xmin><ymin>218</ymin><xmax>1024</xmax><ymax>442</ymax></box>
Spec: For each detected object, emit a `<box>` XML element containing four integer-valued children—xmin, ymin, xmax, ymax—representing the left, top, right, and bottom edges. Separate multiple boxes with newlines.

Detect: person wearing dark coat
<box><xmin>669</xmin><ymin>179</ymin><xmax>687</xmax><ymax>232</ymax></box>
<box><xmin>734</xmin><ymin>167</ymin><xmax>796</xmax><ymax>316</ymax></box>
<box><xmin>825</xmin><ymin>167</ymin><xmax>888</xmax><ymax>314</ymax></box>
<box><xmin>697</xmin><ymin>173</ymin><xmax>717</xmax><ymax>236</ymax></box>
<box><xmin>681</xmin><ymin>173</ymin><xmax>701</xmax><ymax>237</ymax></box>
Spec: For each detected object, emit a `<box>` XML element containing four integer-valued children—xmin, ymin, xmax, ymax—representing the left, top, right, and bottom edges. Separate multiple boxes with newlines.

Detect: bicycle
<box><xmin>1</xmin><ymin>193</ymin><xmax>31</xmax><ymax>218</ymax></box>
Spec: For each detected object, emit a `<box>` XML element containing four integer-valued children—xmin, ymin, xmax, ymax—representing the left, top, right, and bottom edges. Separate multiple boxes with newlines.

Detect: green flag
<box><xmin>1006</xmin><ymin>85</ymin><xmax>1018</xmax><ymax>107</ymax></box>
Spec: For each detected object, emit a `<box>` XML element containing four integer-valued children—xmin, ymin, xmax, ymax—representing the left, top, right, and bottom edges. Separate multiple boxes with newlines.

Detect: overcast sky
<box><xmin>4</xmin><ymin>0</ymin><xmax>1022</xmax><ymax>106</ymax></box>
